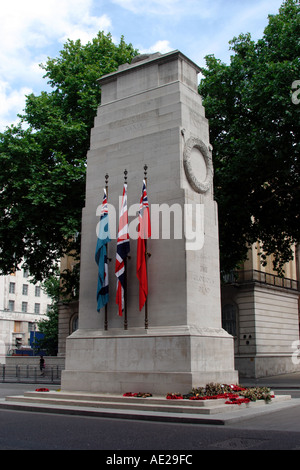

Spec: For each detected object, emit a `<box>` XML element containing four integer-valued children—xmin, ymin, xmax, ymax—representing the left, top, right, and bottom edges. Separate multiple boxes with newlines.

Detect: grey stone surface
<box><xmin>62</xmin><ymin>50</ymin><xmax>238</xmax><ymax>394</ymax></box>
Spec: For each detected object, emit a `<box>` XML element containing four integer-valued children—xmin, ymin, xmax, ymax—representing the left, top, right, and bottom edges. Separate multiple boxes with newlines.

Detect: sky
<box><xmin>0</xmin><ymin>0</ymin><xmax>285</xmax><ymax>131</ymax></box>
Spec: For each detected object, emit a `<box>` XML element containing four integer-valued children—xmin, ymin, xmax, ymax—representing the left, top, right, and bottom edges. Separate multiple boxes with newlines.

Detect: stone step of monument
<box><xmin>5</xmin><ymin>392</ymin><xmax>232</xmax><ymax>415</ymax></box>
<box><xmin>24</xmin><ymin>391</ymin><xmax>231</xmax><ymax>408</ymax></box>
<box><xmin>3</xmin><ymin>391</ymin><xmax>292</xmax><ymax>420</ymax></box>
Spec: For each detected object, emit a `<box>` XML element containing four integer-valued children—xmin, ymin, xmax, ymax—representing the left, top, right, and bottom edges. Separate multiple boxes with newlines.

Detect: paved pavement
<box><xmin>1</xmin><ymin>372</ymin><xmax>300</xmax><ymax>428</ymax></box>
<box><xmin>0</xmin><ymin>382</ymin><xmax>59</xmax><ymax>399</ymax></box>
<box><xmin>1</xmin><ymin>374</ymin><xmax>300</xmax><ymax>450</ymax></box>
<box><xmin>240</xmin><ymin>371</ymin><xmax>300</xmax><ymax>389</ymax></box>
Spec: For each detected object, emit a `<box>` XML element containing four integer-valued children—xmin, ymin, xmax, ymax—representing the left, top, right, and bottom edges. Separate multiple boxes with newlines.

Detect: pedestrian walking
<box><xmin>39</xmin><ymin>356</ymin><xmax>45</xmax><ymax>376</ymax></box>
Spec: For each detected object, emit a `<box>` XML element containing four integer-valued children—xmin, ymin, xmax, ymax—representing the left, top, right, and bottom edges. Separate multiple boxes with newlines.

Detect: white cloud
<box><xmin>1</xmin><ymin>0</ymin><xmax>112</xmax><ymax>50</ymax></box>
<box><xmin>139</xmin><ymin>40</ymin><xmax>173</xmax><ymax>54</ymax></box>
<box><xmin>0</xmin><ymin>0</ymin><xmax>286</xmax><ymax>132</ymax></box>
<box><xmin>111</xmin><ymin>0</ymin><xmax>218</xmax><ymax>18</ymax></box>
<box><xmin>111</xmin><ymin>0</ymin><xmax>177</xmax><ymax>14</ymax></box>
<box><xmin>0</xmin><ymin>0</ymin><xmax>113</xmax><ymax>131</ymax></box>
<box><xmin>59</xmin><ymin>13</ymin><xmax>112</xmax><ymax>44</ymax></box>
<box><xmin>0</xmin><ymin>82</ymin><xmax>32</xmax><ymax>130</ymax></box>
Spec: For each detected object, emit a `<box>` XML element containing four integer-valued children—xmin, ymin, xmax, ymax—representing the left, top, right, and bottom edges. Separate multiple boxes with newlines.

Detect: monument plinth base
<box><xmin>61</xmin><ymin>326</ymin><xmax>238</xmax><ymax>394</ymax></box>
<box><xmin>62</xmin><ymin>50</ymin><xmax>238</xmax><ymax>394</ymax></box>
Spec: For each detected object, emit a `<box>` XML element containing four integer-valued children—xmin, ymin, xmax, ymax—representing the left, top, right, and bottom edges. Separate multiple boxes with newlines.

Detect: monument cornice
<box><xmin>97</xmin><ymin>49</ymin><xmax>202</xmax><ymax>85</ymax></box>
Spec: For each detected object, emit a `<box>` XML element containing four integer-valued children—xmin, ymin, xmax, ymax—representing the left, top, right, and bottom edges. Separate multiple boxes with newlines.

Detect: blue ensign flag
<box><xmin>95</xmin><ymin>189</ymin><xmax>111</xmax><ymax>311</ymax></box>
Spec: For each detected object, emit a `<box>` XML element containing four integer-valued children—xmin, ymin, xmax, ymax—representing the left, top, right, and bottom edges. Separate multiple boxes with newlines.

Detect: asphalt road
<box><xmin>1</xmin><ymin>384</ymin><xmax>300</xmax><ymax>451</ymax></box>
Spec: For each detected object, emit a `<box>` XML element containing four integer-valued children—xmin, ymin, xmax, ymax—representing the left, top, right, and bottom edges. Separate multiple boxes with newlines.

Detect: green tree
<box><xmin>0</xmin><ymin>32</ymin><xmax>138</xmax><ymax>282</ymax></box>
<box><xmin>199</xmin><ymin>0</ymin><xmax>300</xmax><ymax>274</ymax></box>
<box><xmin>35</xmin><ymin>273</ymin><xmax>60</xmax><ymax>356</ymax></box>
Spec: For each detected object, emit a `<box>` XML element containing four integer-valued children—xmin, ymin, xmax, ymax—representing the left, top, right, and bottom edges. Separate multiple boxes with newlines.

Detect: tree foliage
<box><xmin>199</xmin><ymin>0</ymin><xmax>300</xmax><ymax>273</ymax></box>
<box><xmin>35</xmin><ymin>273</ymin><xmax>60</xmax><ymax>356</ymax></box>
<box><xmin>1</xmin><ymin>5</ymin><xmax>299</xmax><ymax>286</ymax></box>
<box><xmin>0</xmin><ymin>32</ymin><xmax>138</xmax><ymax>282</ymax></box>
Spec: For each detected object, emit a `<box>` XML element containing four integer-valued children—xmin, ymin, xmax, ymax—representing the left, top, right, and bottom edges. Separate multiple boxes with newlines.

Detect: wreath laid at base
<box><xmin>166</xmin><ymin>383</ymin><xmax>274</xmax><ymax>404</ymax></box>
<box><xmin>123</xmin><ymin>392</ymin><xmax>153</xmax><ymax>398</ymax></box>
<box><xmin>123</xmin><ymin>383</ymin><xmax>274</xmax><ymax>405</ymax></box>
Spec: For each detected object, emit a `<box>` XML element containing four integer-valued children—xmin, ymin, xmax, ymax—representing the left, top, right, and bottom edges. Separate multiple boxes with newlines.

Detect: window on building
<box><xmin>71</xmin><ymin>314</ymin><xmax>78</xmax><ymax>333</ymax></box>
<box><xmin>9</xmin><ymin>282</ymin><xmax>15</xmax><ymax>294</ymax></box>
<box><xmin>22</xmin><ymin>302</ymin><xmax>28</xmax><ymax>313</ymax></box>
<box><xmin>8</xmin><ymin>300</ymin><xmax>15</xmax><ymax>311</ymax></box>
<box><xmin>222</xmin><ymin>303</ymin><xmax>237</xmax><ymax>337</ymax></box>
<box><xmin>35</xmin><ymin>286</ymin><xmax>40</xmax><ymax>297</ymax></box>
<box><xmin>22</xmin><ymin>284</ymin><xmax>28</xmax><ymax>295</ymax></box>
<box><xmin>34</xmin><ymin>303</ymin><xmax>40</xmax><ymax>314</ymax></box>
<box><xmin>28</xmin><ymin>323</ymin><xmax>35</xmax><ymax>332</ymax></box>
<box><xmin>23</xmin><ymin>269</ymin><xmax>29</xmax><ymax>278</ymax></box>
<box><xmin>14</xmin><ymin>321</ymin><xmax>21</xmax><ymax>333</ymax></box>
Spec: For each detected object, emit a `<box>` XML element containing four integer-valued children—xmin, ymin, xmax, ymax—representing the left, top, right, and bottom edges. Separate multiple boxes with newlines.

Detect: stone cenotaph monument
<box><xmin>61</xmin><ymin>50</ymin><xmax>238</xmax><ymax>394</ymax></box>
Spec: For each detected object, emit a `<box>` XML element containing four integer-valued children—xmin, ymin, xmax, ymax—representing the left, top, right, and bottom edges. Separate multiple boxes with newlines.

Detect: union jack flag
<box><xmin>136</xmin><ymin>180</ymin><xmax>151</xmax><ymax>310</ymax></box>
<box><xmin>115</xmin><ymin>183</ymin><xmax>130</xmax><ymax>316</ymax></box>
<box><xmin>95</xmin><ymin>188</ymin><xmax>110</xmax><ymax>311</ymax></box>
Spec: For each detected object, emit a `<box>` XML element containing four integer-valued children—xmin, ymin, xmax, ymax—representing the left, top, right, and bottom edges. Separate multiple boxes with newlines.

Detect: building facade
<box><xmin>221</xmin><ymin>244</ymin><xmax>300</xmax><ymax>378</ymax></box>
<box><xmin>0</xmin><ymin>267</ymin><xmax>51</xmax><ymax>362</ymax></box>
<box><xmin>58</xmin><ymin>248</ymin><xmax>300</xmax><ymax>379</ymax></box>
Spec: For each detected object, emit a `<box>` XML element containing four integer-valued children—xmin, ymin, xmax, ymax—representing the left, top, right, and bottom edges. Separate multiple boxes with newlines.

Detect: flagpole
<box><xmin>144</xmin><ymin>164</ymin><xmax>150</xmax><ymax>330</ymax></box>
<box><xmin>104</xmin><ymin>173</ymin><xmax>109</xmax><ymax>331</ymax></box>
<box><xmin>124</xmin><ymin>169</ymin><xmax>128</xmax><ymax>331</ymax></box>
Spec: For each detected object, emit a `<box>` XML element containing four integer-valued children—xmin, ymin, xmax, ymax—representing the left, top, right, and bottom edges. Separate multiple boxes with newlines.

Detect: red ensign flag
<box><xmin>136</xmin><ymin>180</ymin><xmax>151</xmax><ymax>310</ymax></box>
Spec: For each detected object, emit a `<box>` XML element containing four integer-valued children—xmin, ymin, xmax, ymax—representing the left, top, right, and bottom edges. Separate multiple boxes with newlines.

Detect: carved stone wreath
<box><xmin>183</xmin><ymin>137</ymin><xmax>214</xmax><ymax>194</ymax></box>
